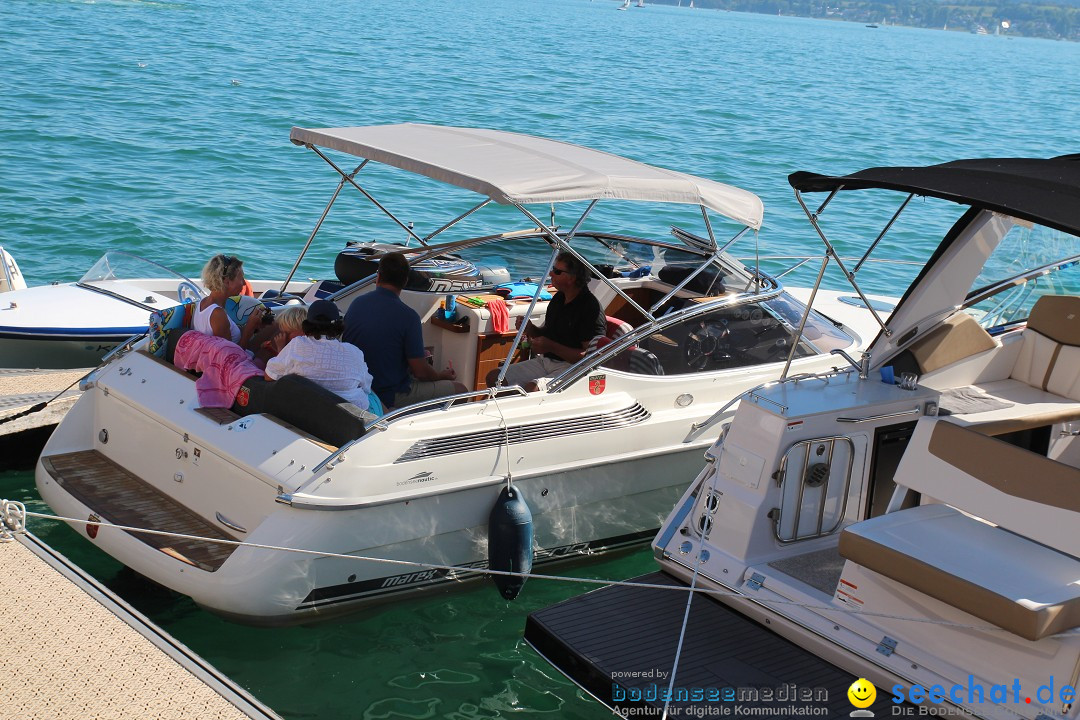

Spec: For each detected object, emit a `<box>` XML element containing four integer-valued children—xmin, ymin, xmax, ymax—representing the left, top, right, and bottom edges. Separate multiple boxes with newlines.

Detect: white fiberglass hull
<box><xmin>39</xmin><ymin>448</ymin><xmax>686</xmax><ymax>624</ymax></box>
<box><xmin>35</xmin><ymin>288</ymin><xmax>886</xmax><ymax>623</ymax></box>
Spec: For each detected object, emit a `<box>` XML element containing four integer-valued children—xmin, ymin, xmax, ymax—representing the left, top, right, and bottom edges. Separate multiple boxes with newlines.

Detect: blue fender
<box><xmin>488</xmin><ymin>485</ymin><xmax>534</xmax><ymax>600</ymax></box>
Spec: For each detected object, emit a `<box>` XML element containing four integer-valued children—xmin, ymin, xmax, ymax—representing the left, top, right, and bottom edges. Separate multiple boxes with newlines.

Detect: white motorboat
<box><xmin>36</xmin><ymin>123</ymin><xmax>885</xmax><ymax>624</ymax></box>
<box><xmin>637</xmin><ymin>154</ymin><xmax>1080</xmax><ymax>718</ymax></box>
<box><xmin>0</xmin><ymin>250</ymin><xmax>311</xmax><ymax>369</ymax></box>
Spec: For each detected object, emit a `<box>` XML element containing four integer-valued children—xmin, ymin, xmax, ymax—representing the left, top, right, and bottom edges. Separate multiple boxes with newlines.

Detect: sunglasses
<box><xmin>550</xmin><ymin>267</ymin><xmax>570</xmax><ymax>276</ymax></box>
<box><xmin>221</xmin><ymin>255</ymin><xmax>239</xmax><ymax>277</ymax></box>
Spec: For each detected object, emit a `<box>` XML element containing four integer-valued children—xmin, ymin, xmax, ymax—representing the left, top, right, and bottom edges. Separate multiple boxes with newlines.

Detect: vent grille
<box><xmin>396</xmin><ymin>403</ymin><xmax>651</xmax><ymax>463</ymax></box>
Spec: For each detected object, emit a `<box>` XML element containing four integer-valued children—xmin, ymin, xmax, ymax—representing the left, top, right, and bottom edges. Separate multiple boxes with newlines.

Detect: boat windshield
<box><xmin>79</xmin><ymin>251</ymin><xmax>200</xmax><ymax>287</ymax></box>
<box><xmin>964</xmin><ymin>219</ymin><xmax>1080</xmax><ymax>331</ymax></box>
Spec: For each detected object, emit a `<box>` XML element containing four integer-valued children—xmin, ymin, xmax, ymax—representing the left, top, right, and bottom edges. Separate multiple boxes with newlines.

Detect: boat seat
<box><xmin>839</xmin><ymin>504</ymin><xmax>1080</xmax><ymax>641</ymax></box>
<box><xmin>935</xmin><ymin>295</ymin><xmax>1080</xmax><ymax>435</ymax></box>
<box><xmin>893</xmin><ymin>418</ymin><xmax>1080</xmax><ymax>556</ymax></box>
<box><xmin>907</xmin><ymin>312</ymin><xmax>998</xmax><ymax>374</ymax></box>
<box><xmin>586</xmin><ymin>316</ymin><xmax>635</xmax><ymax>354</ymax></box>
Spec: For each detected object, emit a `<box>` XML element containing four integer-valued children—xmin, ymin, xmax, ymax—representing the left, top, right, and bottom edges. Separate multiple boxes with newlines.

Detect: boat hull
<box><xmin>37</xmin><ymin>443</ymin><xmax>689</xmax><ymax>624</ymax></box>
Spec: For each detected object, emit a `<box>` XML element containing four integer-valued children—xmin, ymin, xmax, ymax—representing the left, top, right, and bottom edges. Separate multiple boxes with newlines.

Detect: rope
<box><xmin>4</xmin><ymin>502</ymin><xmax>1049</xmax><ymax>635</ymax></box>
<box><xmin>486</xmin><ymin>385</ymin><xmax>515</xmax><ymax>491</ymax></box>
<box><xmin>0</xmin><ymin>368</ymin><xmax>94</xmax><ymax>426</ymax></box>
<box><xmin>0</xmin><ymin>500</ymin><xmax>26</xmax><ymax>541</ymax></box>
<box><xmin>662</xmin><ymin>464</ymin><xmax>719</xmax><ymax>720</ymax></box>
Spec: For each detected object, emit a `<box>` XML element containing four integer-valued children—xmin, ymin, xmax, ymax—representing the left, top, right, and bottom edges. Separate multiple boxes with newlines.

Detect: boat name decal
<box><xmin>398</xmin><ymin>471</ymin><xmax>436</xmax><ymax>487</ymax></box>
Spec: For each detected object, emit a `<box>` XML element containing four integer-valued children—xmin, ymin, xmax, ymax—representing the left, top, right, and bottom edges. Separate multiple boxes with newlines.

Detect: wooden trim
<box><xmin>41</xmin><ymin>450</ymin><xmax>238</xmax><ymax>572</ymax></box>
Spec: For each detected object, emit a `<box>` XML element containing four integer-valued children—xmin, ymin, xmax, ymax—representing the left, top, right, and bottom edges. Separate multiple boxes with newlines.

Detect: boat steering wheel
<box><xmin>177</xmin><ymin>280</ymin><xmax>202</xmax><ymax>304</ymax></box>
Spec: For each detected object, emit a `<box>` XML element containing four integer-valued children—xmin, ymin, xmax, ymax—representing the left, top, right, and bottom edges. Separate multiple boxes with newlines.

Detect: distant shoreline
<box><xmin>629</xmin><ymin>0</ymin><xmax>1080</xmax><ymax>42</ymax></box>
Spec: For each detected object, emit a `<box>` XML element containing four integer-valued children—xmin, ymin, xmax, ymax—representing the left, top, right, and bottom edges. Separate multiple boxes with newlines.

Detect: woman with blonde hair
<box><xmin>194</xmin><ymin>254</ymin><xmax>268</xmax><ymax>350</ymax></box>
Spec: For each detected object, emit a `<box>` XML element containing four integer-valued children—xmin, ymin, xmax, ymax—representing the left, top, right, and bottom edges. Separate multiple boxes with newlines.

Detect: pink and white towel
<box><xmin>174</xmin><ymin>331</ymin><xmax>263</xmax><ymax>408</ymax></box>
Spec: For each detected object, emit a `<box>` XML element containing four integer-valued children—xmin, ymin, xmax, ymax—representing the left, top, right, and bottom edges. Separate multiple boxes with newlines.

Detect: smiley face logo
<box><xmin>848</xmin><ymin>678</ymin><xmax>876</xmax><ymax>709</ymax></box>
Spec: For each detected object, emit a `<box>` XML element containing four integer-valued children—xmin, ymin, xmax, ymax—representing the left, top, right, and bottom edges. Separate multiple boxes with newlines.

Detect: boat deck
<box><xmin>525</xmin><ymin>571</ymin><xmax>897</xmax><ymax>716</ymax></box>
<box><xmin>0</xmin><ymin>529</ymin><xmax>279</xmax><ymax>720</ymax></box>
<box><xmin>41</xmin><ymin>449</ymin><xmax>238</xmax><ymax>571</ymax></box>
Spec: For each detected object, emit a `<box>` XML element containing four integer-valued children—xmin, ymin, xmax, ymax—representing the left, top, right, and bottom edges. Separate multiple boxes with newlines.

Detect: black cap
<box><xmin>306</xmin><ymin>299</ymin><xmax>341</xmax><ymax>324</ymax></box>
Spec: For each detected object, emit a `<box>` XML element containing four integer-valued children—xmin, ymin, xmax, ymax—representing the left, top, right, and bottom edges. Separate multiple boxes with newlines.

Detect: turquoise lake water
<box><xmin>1</xmin><ymin>0</ymin><xmax>1078</xmax><ymax>717</ymax></box>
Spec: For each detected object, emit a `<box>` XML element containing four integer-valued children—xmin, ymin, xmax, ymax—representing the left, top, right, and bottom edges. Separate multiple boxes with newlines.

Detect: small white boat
<box><xmin>36</xmin><ymin>124</ymin><xmax>885</xmax><ymax>624</ymax></box>
<box><xmin>618</xmin><ymin>0</ymin><xmax>630</xmax><ymax>10</ymax></box>
<box><xmin>0</xmin><ymin>250</ymin><xmax>310</xmax><ymax>369</ymax></box>
<box><xmin>0</xmin><ymin>251</ymin><xmax>206</xmax><ymax>369</ymax></box>
<box><xmin>627</xmin><ymin>154</ymin><xmax>1080</xmax><ymax>719</ymax></box>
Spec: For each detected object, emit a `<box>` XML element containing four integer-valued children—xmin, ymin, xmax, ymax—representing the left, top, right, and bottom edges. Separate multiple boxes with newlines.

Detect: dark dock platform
<box><xmin>525</xmin><ymin>572</ymin><xmax>897</xmax><ymax>717</ymax></box>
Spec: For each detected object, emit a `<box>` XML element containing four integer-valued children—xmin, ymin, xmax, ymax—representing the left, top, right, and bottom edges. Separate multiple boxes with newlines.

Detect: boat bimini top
<box><xmin>287</xmin><ymin>123</ymin><xmax>778</xmax><ymax>392</ymax></box>
<box><xmin>289</xmin><ymin>124</ymin><xmax>764</xmax><ymax>228</ymax></box>
<box><xmin>781</xmin><ymin>154</ymin><xmax>1080</xmax><ymax>376</ymax></box>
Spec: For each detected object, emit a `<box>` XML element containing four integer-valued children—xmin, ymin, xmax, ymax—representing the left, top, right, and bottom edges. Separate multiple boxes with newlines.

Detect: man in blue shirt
<box><xmin>343</xmin><ymin>252</ymin><xmax>464</xmax><ymax>409</ymax></box>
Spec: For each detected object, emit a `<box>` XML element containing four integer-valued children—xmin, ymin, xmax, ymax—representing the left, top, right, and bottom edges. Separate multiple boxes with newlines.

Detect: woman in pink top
<box><xmin>194</xmin><ymin>254</ymin><xmax>267</xmax><ymax>351</ymax></box>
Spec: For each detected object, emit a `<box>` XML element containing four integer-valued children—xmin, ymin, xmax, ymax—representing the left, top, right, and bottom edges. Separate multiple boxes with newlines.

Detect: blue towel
<box><xmin>496</xmin><ymin>282</ymin><xmax>552</xmax><ymax>301</ymax></box>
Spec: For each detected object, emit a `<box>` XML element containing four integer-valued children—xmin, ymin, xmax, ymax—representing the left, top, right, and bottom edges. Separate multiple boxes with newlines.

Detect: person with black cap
<box><xmin>264</xmin><ymin>299</ymin><xmax>376</xmax><ymax>412</ymax></box>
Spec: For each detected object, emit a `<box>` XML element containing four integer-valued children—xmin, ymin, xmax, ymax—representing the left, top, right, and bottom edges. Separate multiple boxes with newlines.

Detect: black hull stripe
<box><xmin>296</xmin><ymin>529</ymin><xmax>657</xmax><ymax>611</ymax></box>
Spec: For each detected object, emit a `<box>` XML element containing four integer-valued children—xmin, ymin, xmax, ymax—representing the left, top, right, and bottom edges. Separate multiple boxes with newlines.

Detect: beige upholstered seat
<box><xmin>932</xmin><ymin>296</ymin><xmax>1080</xmax><ymax>434</ymax></box>
<box><xmin>840</xmin><ymin>504</ymin><xmax>1080</xmax><ymax>641</ymax></box>
<box><xmin>839</xmin><ymin>418</ymin><xmax>1080</xmax><ymax>641</ymax></box>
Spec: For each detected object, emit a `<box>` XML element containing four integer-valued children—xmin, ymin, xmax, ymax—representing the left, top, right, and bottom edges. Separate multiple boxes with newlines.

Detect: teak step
<box><xmin>41</xmin><ymin>450</ymin><xmax>238</xmax><ymax>572</ymax></box>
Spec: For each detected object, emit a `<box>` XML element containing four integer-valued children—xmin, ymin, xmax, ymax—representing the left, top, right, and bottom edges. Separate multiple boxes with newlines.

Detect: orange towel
<box><xmin>487</xmin><ymin>298</ymin><xmax>510</xmax><ymax>334</ymax></box>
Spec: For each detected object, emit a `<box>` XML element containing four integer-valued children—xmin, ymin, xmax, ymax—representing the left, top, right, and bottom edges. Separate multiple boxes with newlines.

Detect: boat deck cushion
<box><xmin>929</xmin><ymin>296</ymin><xmax>1080</xmax><ymax>435</ymax></box>
<box><xmin>839</xmin><ymin>504</ymin><xmax>1080</xmax><ymax>641</ymax></box>
<box><xmin>909</xmin><ymin>312</ymin><xmax>997</xmax><ymax>374</ymax></box>
<box><xmin>895</xmin><ymin>418</ymin><xmax>1080</xmax><ymax>556</ymax></box>
<box><xmin>147</xmin><ymin>302</ymin><xmax>196</xmax><ymax>358</ymax></box>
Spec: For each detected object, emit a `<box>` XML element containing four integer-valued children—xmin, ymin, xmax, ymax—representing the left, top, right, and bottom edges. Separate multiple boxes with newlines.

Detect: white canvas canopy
<box><xmin>290</xmin><ymin>123</ymin><xmax>764</xmax><ymax>230</ymax></box>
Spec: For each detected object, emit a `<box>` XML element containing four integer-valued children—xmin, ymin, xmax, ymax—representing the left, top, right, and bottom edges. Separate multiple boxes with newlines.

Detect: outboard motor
<box><xmin>335</xmin><ymin>242</ymin><xmax>485</xmax><ymax>293</ymax></box>
<box><xmin>488</xmin><ymin>485</ymin><xmax>533</xmax><ymax>600</ymax></box>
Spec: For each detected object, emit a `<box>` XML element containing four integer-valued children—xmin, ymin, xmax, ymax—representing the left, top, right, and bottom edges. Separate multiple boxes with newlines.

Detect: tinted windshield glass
<box><xmin>600</xmin><ymin>292</ymin><xmax>852</xmax><ymax>376</ymax></box>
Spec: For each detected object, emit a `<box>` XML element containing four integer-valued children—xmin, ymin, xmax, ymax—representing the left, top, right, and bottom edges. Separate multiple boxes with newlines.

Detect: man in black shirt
<box><xmin>487</xmin><ymin>251</ymin><xmax>606</xmax><ymax>391</ymax></box>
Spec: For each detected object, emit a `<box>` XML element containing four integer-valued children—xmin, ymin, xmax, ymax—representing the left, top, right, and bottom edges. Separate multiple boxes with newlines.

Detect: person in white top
<box><xmin>194</xmin><ymin>254</ymin><xmax>268</xmax><ymax>350</ymax></box>
<box><xmin>263</xmin><ymin>300</ymin><xmax>375</xmax><ymax>411</ymax></box>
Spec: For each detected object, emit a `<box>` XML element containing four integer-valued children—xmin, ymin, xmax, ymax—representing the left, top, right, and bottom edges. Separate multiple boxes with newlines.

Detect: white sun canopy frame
<box><xmin>289</xmin><ymin>123</ymin><xmax>764</xmax><ymax>230</ymax></box>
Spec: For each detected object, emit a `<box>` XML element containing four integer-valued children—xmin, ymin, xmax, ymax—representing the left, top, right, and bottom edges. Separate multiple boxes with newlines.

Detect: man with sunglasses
<box><xmin>487</xmin><ymin>251</ymin><xmax>606</xmax><ymax>391</ymax></box>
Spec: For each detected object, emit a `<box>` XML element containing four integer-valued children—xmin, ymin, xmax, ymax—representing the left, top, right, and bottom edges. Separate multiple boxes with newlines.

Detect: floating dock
<box><xmin>1</xmin><ymin>528</ymin><xmax>280</xmax><ymax>720</ymax></box>
<box><xmin>0</xmin><ymin>367</ymin><xmax>87</xmax><ymax>467</ymax></box>
<box><xmin>525</xmin><ymin>571</ymin><xmax>897</xmax><ymax>716</ymax></box>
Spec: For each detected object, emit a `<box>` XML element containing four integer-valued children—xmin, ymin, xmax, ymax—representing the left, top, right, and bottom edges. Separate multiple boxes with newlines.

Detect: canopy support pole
<box><xmin>852</xmin><ymin>194</ymin><xmax>914</xmax><ymax>274</ymax></box>
<box><xmin>514</xmin><ymin>203</ymin><xmax>653</xmax><ymax>323</ymax></box>
<box><xmin>306</xmin><ymin>144</ymin><xmax>426</xmax><ymax>246</ymax></box>
<box><xmin>780</xmin><ymin>254</ymin><xmax>830</xmax><ymax>380</ymax></box>
<box><xmin>279</xmin><ymin>161</ymin><xmax>366</xmax><ymax>294</ymax></box>
<box><xmin>795</xmin><ymin>188</ymin><xmax>891</xmax><ymax>337</ymax></box>
<box><xmin>494</xmin><ymin>201</ymin><xmax>603</xmax><ymax>387</ymax></box>
<box><xmin>648</xmin><ymin>228</ymin><xmax>749</xmax><ymax>315</ymax></box>
<box><xmin>421</xmin><ymin>199</ymin><xmax>492</xmax><ymax>244</ymax></box>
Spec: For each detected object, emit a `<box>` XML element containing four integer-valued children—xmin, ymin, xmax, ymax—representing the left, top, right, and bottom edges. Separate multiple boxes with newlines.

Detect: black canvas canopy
<box><xmin>789</xmin><ymin>154</ymin><xmax>1080</xmax><ymax>237</ymax></box>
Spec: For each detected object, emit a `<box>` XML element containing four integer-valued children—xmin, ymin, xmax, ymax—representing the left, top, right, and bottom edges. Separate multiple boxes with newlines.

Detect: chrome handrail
<box><xmin>547</xmin><ymin>284</ymin><xmax>789</xmax><ymax>392</ymax></box>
